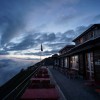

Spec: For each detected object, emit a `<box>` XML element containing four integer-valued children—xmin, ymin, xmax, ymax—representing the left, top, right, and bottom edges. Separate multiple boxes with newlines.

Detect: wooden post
<box><xmin>83</xmin><ymin>52</ymin><xmax>87</xmax><ymax>79</ymax></box>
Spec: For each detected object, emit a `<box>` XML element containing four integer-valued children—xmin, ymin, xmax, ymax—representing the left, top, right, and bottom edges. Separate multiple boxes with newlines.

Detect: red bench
<box><xmin>21</xmin><ymin>88</ymin><xmax>59</xmax><ymax>100</ymax></box>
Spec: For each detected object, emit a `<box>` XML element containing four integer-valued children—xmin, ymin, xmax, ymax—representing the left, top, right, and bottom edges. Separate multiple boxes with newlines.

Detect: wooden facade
<box><xmin>53</xmin><ymin>24</ymin><xmax>100</xmax><ymax>82</ymax></box>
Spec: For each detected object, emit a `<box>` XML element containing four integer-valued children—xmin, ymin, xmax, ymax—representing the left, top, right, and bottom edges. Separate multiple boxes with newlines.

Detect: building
<box><xmin>53</xmin><ymin>24</ymin><xmax>100</xmax><ymax>82</ymax></box>
<box><xmin>53</xmin><ymin>45</ymin><xmax>75</xmax><ymax>73</ymax></box>
<box><xmin>72</xmin><ymin>24</ymin><xmax>100</xmax><ymax>81</ymax></box>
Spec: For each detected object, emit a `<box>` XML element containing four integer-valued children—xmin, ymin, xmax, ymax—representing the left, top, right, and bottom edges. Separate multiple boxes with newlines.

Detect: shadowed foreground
<box><xmin>49</xmin><ymin>68</ymin><xmax>100</xmax><ymax>100</ymax></box>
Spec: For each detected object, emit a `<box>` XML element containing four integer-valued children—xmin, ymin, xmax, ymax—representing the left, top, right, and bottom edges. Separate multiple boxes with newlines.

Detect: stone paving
<box><xmin>49</xmin><ymin>68</ymin><xmax>100</xmax><ymax>100</ymax></box>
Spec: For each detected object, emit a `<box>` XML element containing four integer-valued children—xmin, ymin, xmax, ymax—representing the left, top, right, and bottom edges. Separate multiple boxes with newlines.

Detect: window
<box><xmin>80</xmin><ymin>38</ymin><xmax>83</xmax><ymax>43</ymax></box>
<box><xmin>90</xmin><ymin>32</ymin><xmax>94</xmax><ymax>39</ymax></box>
<box><xmin>64</xmin><ymin>58</ymin><xmax>68</xmax><ymax>68</ymax></box>
<box><xmin>85</xmin><ymin>52</ymin><xmax>94</xmax><ymax>80</ymax></box>
<box><xmin>71</xmin><ymin>56</ymin><xmax>79</xmax><ymax>70</ymax></box>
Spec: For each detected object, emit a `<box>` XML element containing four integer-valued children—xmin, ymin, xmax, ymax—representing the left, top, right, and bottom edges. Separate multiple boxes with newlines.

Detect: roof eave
<box><xmin>73</xmin><ymin>24</ymin><xmax>100</xmax><ymax>42</ymax></box>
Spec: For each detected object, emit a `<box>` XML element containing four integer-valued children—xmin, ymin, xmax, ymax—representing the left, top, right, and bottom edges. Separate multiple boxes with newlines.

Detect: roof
<box><xmin>73</xmin><ymin>24</ymin><xmax>100</xmax><ymax>42</ymax></box>
<box><xmin>52</xmin><ymin>54</ymin><xmax>58</xmax><ymax>57</ymax></box>
<box><xmin>59</xmin><ymin>44</ymin><xmax>75</xmax><ymax>53</ymax></box>
<box><xmin>60</xmin><ymin>36</ymin><xmax>100</xmax><ymax>57</ymax></box>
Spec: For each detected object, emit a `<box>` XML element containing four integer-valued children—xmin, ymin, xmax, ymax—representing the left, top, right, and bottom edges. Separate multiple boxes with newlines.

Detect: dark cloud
<box><xmin>36</xmin><ymin>33</ymin><xmax>56</xmax><ymax>43</ymax></box>
<box><xmin>24</xmin><ymin>49</ymin><xmax>59</xmax><ymax>56</ymax></box>
<box><xmin>0</xmin><ymin>1</ymin><xmax>26</xmax><ymax>46</ymax></box>
<box><xmin>0</xmin><ymin>24</ymin><xmax>89</xmax><ymax>56</ymax></box>
<box><xmin>5</xmin><ymin>33</ymin><xmax>56</xmax><ymax>51</ymax></box>
<box><xmin>0</xmin><ymin>50</ymin><xmax>9</xmax><ymax>55</ymax></box>
<box><xmin>93</xmin><ymin>14</ymin><xmax>100</xmax><ymax>21</ymax></box>
<box><xmin>0</xmin><ymin>16</ymin><xmax>25</xmax><ymax>47</ymax></box>
<box><xmin>44</xmin><ymin>50</ymin><xmax>59</xmax><ymax>55</ymax></box>
<box><xmin>0</xmin><ymin>0</ymin><xmax>43</xmax><ymax>47</ymax></box>
<box><xmin>61</xmin><ymin>30</ymin><xmax>76</xmax><ymax>42</ymax></box>
<box><xmin>7</xmin><ymin>34</ymin><xmax>36</xmax><ymax>51</ymax></box>
<box><xmin>46</xmin><ymin>42</ymin><xmax>67</xmax><ymax>49</ymax></box>
<box><xmin>76</xmin><ymin>26</ymin><xmax>88</xmax><ymax>35</ymax></box>
<box><xmin>56</xmin><ymin>14</ymin><xmax>77</xmax><ymax>25</ymax></box>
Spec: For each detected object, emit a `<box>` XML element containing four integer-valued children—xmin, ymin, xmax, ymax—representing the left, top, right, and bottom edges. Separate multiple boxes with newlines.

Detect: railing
<box><xmin>2</xmin><ymin>67</ymin><xmax>40</xmax><ymax>100</ymax></box>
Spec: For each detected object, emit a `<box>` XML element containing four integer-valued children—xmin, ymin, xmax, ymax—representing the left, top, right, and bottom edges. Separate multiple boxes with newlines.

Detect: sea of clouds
<box><xmin>0</xmin><ymin>58</ymin><xmax>37</xmax><ymax>86</ymax></box>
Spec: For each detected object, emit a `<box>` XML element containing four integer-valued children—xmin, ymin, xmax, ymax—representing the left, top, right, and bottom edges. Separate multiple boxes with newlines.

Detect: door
<box><xmin>86</xmin><ymin>52</ymin><xmax>94</xmax><ymax>80</ymax></box>
<box><xmin>64</xmin><ymin>57</ymin><xmax>67</xmax><ymax>68</ymax></box>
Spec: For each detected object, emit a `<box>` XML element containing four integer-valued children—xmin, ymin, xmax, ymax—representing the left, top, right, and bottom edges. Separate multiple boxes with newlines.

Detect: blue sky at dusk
<box><xmin>0</xmin><ymin>0</ymin><xmax>100</xmax><ymax>60</ymax></box>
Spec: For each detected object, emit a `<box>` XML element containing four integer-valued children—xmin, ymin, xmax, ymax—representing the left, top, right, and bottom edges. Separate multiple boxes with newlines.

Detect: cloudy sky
<box><xmin>0</xmin><ymin>0</ymin><xmax>100</xmax><ymax>60</ymax></box>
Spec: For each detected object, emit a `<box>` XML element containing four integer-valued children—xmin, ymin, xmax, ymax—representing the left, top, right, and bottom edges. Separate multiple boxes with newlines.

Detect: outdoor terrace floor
<box><xmin>49</xmin><ymin>67</ymin><xmax>100</xmax><ymax>100</ymax></box>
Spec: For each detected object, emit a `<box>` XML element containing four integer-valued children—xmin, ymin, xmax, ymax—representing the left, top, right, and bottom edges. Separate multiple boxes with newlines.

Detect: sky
<box><xmin>0</xmin><ymin>0</ymin><xmax>100</xmax><ymax>61</ymax></box>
